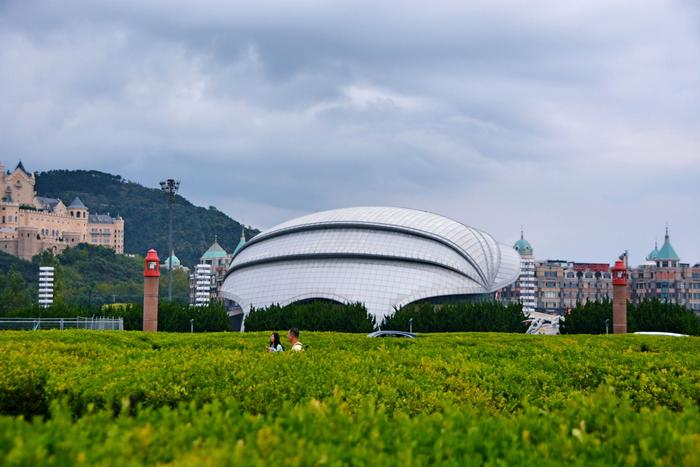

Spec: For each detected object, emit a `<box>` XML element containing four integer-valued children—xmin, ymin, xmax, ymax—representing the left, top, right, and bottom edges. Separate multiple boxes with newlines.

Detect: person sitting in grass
<box><xmin>287</xmin><ymin>327</ymin><xmax>304</xmax><ymax>352</ymax></box>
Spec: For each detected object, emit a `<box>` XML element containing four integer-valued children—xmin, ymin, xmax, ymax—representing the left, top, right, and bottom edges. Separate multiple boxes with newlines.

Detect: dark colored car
<box><xmin>367</xmin><ymin>330</ymin><xmax>416</xmax><ymax>338</ymax></box>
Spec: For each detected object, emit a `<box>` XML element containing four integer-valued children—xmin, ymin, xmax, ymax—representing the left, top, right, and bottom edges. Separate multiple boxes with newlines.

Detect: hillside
<box><xmin>35</xmin><ymin>170</ymin><xmax>258</xmax><ymax>267</ymax></box>
<box><xmin>0</xmin><ymin>245</ymin><xmax>190</xmax><ymax>307</ymax></box>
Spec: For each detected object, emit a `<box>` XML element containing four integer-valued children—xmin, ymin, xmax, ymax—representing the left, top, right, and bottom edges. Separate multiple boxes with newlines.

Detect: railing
<box><xmin>0</xmin><ymin>316</ymin><xmax>124</xmax><ymax>331</ymax></box>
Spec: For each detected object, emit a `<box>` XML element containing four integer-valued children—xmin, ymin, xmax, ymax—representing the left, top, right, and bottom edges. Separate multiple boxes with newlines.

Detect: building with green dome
<box><xmin>630</xmin><ymin>227</ymin><xmax>700</xmax><ymax>312</ymax></box>
<box><xmin>510</xmin><ymin>230</ymin><xmax>536</xmax><ymax>314</ymax></box>
<box><xmin>161</xmin><ymin>251</ymin><xmax>188</xmax><ymax>272</ymax></box>
<box><xmin>189</xmin><ymin>236</ymin><xmax>237</xmax><ymax>308</ymax></box>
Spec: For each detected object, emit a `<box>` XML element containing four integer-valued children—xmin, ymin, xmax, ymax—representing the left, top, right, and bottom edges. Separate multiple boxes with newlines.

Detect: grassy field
<box><xmin>0</xmin><ymin>331</ymin><xmax>698</xmax><ymax>465</ymax></box>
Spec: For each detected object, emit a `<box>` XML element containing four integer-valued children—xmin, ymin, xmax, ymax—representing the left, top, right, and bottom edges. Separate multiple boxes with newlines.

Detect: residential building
<box><xmin>500</xmin><ymin>230</ymin><xmax>612</xmax><ymax>314</ymax></box>
<box><xmin>512</xmin><ymin>230</ymin><xmax>536</xmax><ymax>313</ymax></box>
<box><xmin>501</xmin><ymin>227</ymin><xmax>699</xmax><ymax>314</ymax></box>
<box><xmin>629</xmin><ymin>229</ymin><xmax>700</xmax><ymax>312</ymax></box>
<box><xmin>189</xmin><ymin>235</ymin><xmax>242</xmax><ymax>305</ymax></box>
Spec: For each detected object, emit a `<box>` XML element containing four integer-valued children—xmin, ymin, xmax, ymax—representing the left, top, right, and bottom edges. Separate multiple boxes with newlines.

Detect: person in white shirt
<box><xmin>267</xmin><ymin>332</ymin><xmax>284</xmax><ymax>352</ymax></box>
<box><xmin>287</xmin><ymin>328</ymin><xmax>304</xmax><ymax>352</ymax></box>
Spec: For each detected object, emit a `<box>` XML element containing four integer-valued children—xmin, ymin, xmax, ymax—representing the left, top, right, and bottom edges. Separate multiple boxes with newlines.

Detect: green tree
<box><xmin>35</xmin><ymin>169</ymin><xmax>259</xmax><ymax>266</ymax></box>
<box><xmin>245</xmin><ymin>301</ymin><xmax>376</xmax><ymax>333</ymax></box>
<box><xmin>381</xmin><ymin>301</ymin><xmax>527</xmax><ymax>333</ymax></box>
<box><xmin>0</xmin><ymin>268</ymin><xmax>33</xmax><ymax>312</ymax></box>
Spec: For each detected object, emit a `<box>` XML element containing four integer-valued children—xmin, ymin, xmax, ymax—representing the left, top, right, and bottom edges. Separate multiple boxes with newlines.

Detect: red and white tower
<box><xmin>143</xmin><ymin>249</ymin><xmax>160</xmax><ymax>332</ymax></box>
<box><xmin>611</xmin><ymin>259</ymin><xmax>628</xmax><ymax>334</ymax></box>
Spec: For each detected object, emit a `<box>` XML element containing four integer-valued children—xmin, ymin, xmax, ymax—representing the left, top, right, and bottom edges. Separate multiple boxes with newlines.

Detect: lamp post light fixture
<box><xmin>159</xmin><ymin>178</ymin><xmax>180</xmax><ymax>302</ymax></box>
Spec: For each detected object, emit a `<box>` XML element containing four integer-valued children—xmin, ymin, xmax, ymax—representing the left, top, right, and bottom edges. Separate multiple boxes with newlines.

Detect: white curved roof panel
<box><xmin>221</xmin><ymin>206</ymin><xmax>519</xmax><ymax>321</ymax></box>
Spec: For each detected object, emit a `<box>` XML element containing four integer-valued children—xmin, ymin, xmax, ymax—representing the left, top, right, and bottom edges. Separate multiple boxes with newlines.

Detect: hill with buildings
<box><xmin>0</xmin><ymin>245</ymin><xmax>190</xmax><ymax>309</ymax></box>
<box><xmin>35</xmin><ymin>170</ymin><xmax>258</xmax><ymax>267</ymax></box>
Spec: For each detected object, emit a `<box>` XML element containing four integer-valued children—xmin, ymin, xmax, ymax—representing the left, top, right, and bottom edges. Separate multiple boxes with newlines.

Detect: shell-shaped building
<box><xmin>221</xmin><ymin>207</ymin><xmax>520</xmax><ymax>321</ymax></box>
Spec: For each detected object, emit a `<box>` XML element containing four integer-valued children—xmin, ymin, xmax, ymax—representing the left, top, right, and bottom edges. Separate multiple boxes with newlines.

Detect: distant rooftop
<box><xmin>68</xmin><ymin>196</ymin><xmax>87</xmax><ymax>209</ymax></box>
<box><xmin>201</xmin><ymin>238</ymin><xmax>229</xmax><ymax>260</ymax></box>
<box><xmin>88</xmin><ymin>213</ymin><xmax>115</xmax><ymax>224</ymax></box>
<box><xmin>656</xmin><ymin>227</ymin><xmax>680</xmax><ymax>261</ymax></box>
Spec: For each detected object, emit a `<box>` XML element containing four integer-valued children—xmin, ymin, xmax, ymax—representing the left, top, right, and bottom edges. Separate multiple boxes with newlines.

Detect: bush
<box><xmin>119</xmin><ymin>301</ymin><xmax>230</xmax><ymax>332</ymax></box>
<box><xmin>0</xmin><ymin>301</ymin><xmax>230</xmax><ymax>332</ymax></box>
<box><xmin>559</xmin><ymin>300</ymin><xmax>613</xmax><ymax>334</ymax></box>
<box><xmin>0</xmin><ymin>332</ymin><xmax>699</xmax><ymax>464</ymax></box>
<box><xmin>244</xmin><ymin>301</ymin><xmax>376</xmax><ymax>333</ymax></box>
<box><xmin>381</xmin><ymin>301</ymin><xmax>527</xmax><ymax>333</ymax></box>
<box><xmin>560</xmin><ymin>298</ymin><xmax>700</xmax><ymax>335</ymax></box>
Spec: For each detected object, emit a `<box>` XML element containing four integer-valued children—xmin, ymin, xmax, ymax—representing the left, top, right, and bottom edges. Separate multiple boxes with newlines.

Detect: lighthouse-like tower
<box><xmin>143</xmin><ymin>249</ymin><xmax>160</xmax><ymax>332</ymax></box>
<box><xmin>611</xmin><ymin>259</ymin><xmax>628</xmax><ymax>334</ymax></box>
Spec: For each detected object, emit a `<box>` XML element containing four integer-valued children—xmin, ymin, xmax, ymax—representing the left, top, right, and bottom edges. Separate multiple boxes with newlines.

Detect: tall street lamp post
<box><xmin>160</xmin><ymin>178</ymin><xmax>180</xmax><ymax>302</ymax></box>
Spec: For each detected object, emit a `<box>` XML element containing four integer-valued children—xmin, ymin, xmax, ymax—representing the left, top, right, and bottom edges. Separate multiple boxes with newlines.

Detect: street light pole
<box><xmin>160</xmin><ymin>178</ymin><xmax>180</xmax><ymax>302</ymax></box>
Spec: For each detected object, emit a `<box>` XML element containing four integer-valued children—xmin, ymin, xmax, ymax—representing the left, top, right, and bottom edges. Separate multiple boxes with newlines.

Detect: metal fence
<box><xmin>0</xmin><ymin>317</ymin><xmax>124</xmax><ymax>331</ymax></box>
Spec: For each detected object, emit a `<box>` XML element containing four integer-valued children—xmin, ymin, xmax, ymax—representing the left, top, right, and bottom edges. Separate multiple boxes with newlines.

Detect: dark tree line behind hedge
<box><xmin>0</xmin><ymin>301</ymin><xmax>230</xmax><ymax>332</ymax></box>
<box><xmin>116</xmin><ymin>302</ymin><xmax>231</xmax><ymax>332</ymax></box>
<box><xmin>560</xmin><ymin>298</ymin><xmax>700</xmax><ymax>335</ymax></box>
<box><xmin>382</xmin><ymin>302</ymin><xmax>528</xmax><ymax>333</ymax></box>
<box><xmin>245</xmin><ymin>301</ymin><xmax>377</xmax><ymax>333</ymax></box>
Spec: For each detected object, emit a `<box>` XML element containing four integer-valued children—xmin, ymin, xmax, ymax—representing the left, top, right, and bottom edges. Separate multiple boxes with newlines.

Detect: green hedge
<box><xmin>109</xmin><ymin>302</ymin><xmax>230</xmax><ymax>332</ymax></box>
<box><xmin>0</xmin><ymin>302</ymin><xmax>230</xmax><ymax>333</ymax></box>
<box><xmin>0</xmin><ymin>332</ymin><xmax>698</xmax><ymax>464</ymax></box>
<box><xmin>381</xmin><ymin>301</ymin><xmax>527</xmax><ymax>333</ymax></box>
<box><xmin>1</xmin><ymin>392</ymin><xmax>698</xmax><ymax>466</ymax></box>
<box><xmin>560</xmin><ymin>299</ymin><xmax>700</xmax><ymax>335</ymax></box>
<box><xmin>244</xmin><ymin>301</ymin><xmax>376</xmax><ymax>333</ymax></box>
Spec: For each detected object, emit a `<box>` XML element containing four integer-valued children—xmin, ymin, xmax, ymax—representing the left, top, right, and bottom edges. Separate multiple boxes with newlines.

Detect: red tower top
<box><xmin>611</xmin><ymin>260</ymin><xmax>628</xmax><ymax>286</ymax></box>
<box><xmin>144</xmin><ymin>249</ymin><xmax>161</xmax><ymax>277</ymax></box>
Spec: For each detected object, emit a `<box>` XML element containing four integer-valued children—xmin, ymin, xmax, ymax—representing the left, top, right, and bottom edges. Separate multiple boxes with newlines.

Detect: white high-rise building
<box><xmin>193</xmin><ymin>263</ymin><xmax>212</xmax><ymax>307</ymax></box>
<box><xmin>513</xmin><ymin>231</ymin><xmax>536</xmax><ymax>314</ymax></box>
<box><xmin>38</xmin><ymin>266</ymin><xmax>54</xmax><ymax>308</ymax></box>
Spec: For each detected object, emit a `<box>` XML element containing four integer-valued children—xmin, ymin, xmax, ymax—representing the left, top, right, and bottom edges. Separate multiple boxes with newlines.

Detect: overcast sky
<box><xmin>1</xmin><ymin>0</ymin><xmax>698</xmax><ymax>264</ymax></box>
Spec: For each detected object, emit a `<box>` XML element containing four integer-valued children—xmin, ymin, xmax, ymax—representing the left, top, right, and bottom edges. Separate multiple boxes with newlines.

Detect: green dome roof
<box><xmin>513</xmin><ymin>230</ymin><xmax>533</xmax><ymax>256</ymax></box>
<box><xmin>162</xmin><ymin>252</ymin><xmax>181</xmax><ymax>268</ymax></box>
<box><xmin>657</xmin><ymin>230</ymin><xmax>679</xmax><ymax>261</ymax></box>
<box><xmin>233</xmin><ymin>230</ymin><xmax>247</xmax><ymax>255</ymax></box>
<box><xmin>201</xmin><ymin>239</ymin><xmax>228</xmax><ymax>260</ymax></box>
<box><xmin>514</xmin><ymin>239</ymin><xmax>532</xmax><ymax>251</ymax></box>
<box><xmin>646</xmin><ymin>245</ymin><xmax>659</xmax><ymax>261</ymax></box>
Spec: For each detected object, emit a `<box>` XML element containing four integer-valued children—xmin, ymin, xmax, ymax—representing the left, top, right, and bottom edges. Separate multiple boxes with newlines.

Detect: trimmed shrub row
<box><xmin>560</xmin><ymin>299</ymin><xmax>700</xmax><ymax>335</ymax></box>
<box><xmin>244</xmin><ymin>301</ymin><xmax>376</xmax><ymax>333</ymax></box>
<box><xmin>382</xmin><ymin>301</ymin><xmax>527</xmax><ymax>333</ymax></box>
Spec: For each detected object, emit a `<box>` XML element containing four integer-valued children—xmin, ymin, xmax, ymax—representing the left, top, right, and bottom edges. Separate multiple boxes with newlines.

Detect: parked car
<box><xmin>634</xmin><ymin>332</ymin><xmax>688</xmax><ymax>337</ymax></box>
<box><xmin>367</xmin><ymin>330</ymin><xmax>416</xmax><ymax>338</ymax></box>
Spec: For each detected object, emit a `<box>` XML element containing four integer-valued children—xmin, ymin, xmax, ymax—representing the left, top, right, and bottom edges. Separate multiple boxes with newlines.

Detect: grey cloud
<box><xmin>0</xmin><ymin>0</ymin><xmax>699</xmax><ymax>264</ymax></box>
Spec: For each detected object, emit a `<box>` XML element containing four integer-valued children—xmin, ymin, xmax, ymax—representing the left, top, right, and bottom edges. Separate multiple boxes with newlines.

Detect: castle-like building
<box><xmin>0</xmin><ymin>162</ymin><xmax>124</xmax><ymax>260</ymax></box>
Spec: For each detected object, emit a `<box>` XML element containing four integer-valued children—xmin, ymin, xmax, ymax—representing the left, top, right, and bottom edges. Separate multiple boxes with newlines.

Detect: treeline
<box><xmin>0</xmin><ymin>245</ymin><xmax>191</xmax><ymax>309</ymax></box>
<box><xmin>35</xmin><ymin>169</ymin><xmax>258</xmax><ymax>267</ymax></box>
<box><xmin>0</xmin><ymin>301</ymin><xmax>230</xmax><ymax>332</ymax></box>
<box><xmin>560</xmin><ymin>299</ymin><xmax>700</xmax><ymax>335</ymax></box>
<box><xmin>116</xmin><ymin>302</ymin><xmax>231</xmax><ymax>332</ymax></box>
<box><xmin>245</xmin><ymin>301</ymin><xmax>376</xmax><ymax>333</ymax></box>
<box><xmin>382</xmin><ymin>302</ymin><xmax>528</xmax><ymax>333</ymax></box>
<box><xmin>244</xmin><ymin>300</ymin><xmax>528</xmax><ymax>333</ymax></box>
